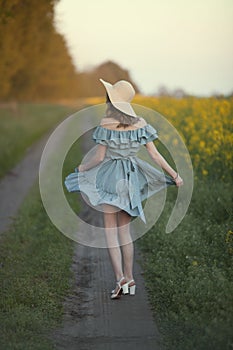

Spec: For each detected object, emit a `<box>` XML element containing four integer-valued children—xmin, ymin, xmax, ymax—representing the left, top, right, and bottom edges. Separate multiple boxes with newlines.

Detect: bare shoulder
<box><xmin>136</xmin><ymin>117</ymin><xmax>147</xmax><ymax>128</ymax></box>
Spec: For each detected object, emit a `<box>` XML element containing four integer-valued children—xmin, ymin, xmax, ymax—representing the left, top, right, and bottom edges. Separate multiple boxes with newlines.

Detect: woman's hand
<box><xmin>77</xmin><ymin>164</ymin><xmax>83</xmax><ymax>172</ymax></box>
<box><xmin>173</xmin><ymin>174</ymin><xmax>183</xmax><ymax>187</ymax></box>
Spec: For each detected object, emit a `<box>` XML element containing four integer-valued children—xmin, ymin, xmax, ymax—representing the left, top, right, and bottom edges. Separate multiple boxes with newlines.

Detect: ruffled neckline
<box><xmin>93</xmin><ymin>124</ymin><xmax>158</xmax><ymax>147</ymax></box>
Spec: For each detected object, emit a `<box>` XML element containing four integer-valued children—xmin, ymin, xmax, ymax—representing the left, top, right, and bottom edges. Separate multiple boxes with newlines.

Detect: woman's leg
<box><xmin>103</xmin><ymin>205</ymin><xmax>123</xmax><ymax>281</ymax></box>
<box><xmin>117</xmin><ymin>210</ymin><xmax>134</xmax><ymax>282</ymax></box>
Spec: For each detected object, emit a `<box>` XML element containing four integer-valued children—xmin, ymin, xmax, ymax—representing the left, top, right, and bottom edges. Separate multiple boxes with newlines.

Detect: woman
<box><xmin>65</xmin><ymin>78</ymin><xmax>183</xmax><ymax>299</ymax></box>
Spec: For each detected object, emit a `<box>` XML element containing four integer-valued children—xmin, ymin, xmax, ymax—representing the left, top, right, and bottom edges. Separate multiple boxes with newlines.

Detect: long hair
<box><xmin>105</xmin><ymin>93</ymin><xmax>140</xmax><ymax>128</ymax></box>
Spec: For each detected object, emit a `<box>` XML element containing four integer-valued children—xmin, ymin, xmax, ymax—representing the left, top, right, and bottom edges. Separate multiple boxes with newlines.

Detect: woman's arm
<box><xmin>78</xmin><ymin>144</ymin><xmax>107</xmax><ymax>172</ymax></box>
<box><xmin>145</xmin><ymin>141</ymin><xmax>183</xmax><ymax>187</ymax></box>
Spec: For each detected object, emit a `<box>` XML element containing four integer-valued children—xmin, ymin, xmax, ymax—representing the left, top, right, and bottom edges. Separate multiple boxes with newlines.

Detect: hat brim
<box><xmin>100</xmin><ymin>78</ymin><xmax>137</xmax><ymax>118</ymax></box>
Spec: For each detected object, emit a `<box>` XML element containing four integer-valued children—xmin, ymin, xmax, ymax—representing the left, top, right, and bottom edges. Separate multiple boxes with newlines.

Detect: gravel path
<box><xmin>0</xmin><ymin>133</ymin><xmax>50</xmax><ymax>234</ymax></box>
<box><xmin>50</xmin><ymin>203</ymin><xmax>162</xmax><ymax>350</ymax></box>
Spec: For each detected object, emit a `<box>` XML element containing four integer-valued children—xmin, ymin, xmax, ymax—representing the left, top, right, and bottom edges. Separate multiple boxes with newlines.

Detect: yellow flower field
<box><xmin>134</xmin><ymin>95</ymin><xmax>233</xmax><ymax>181</ymax></box>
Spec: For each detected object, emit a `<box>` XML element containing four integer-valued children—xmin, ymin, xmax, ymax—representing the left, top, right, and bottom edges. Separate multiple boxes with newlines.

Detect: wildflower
<box><xmin>199</xmin><ymin>141</ymin><xmax>205</xmax><ymax>148</ymax></box>
<box><xmin>226</xmin><ymin>230</ymin><xmax>233</xmax><ymax>243</ymax></box>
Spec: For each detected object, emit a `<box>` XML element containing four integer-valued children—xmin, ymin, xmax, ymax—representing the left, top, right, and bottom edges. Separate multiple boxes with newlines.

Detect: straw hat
<box><xmin>99</xmin><ymin>78</ymin><xmax>137</xmax><ymax>117</ymax></box>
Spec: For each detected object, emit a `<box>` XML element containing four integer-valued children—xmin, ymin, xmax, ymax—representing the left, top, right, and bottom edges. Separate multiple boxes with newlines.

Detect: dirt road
<box><xmin>0</xmin><ymin>134</ymin><xmax>50</xmax><ymax>234</ymax></box>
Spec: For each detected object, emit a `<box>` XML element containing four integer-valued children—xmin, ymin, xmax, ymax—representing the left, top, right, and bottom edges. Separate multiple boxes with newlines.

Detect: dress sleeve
<box><xmin>92</xmin><ymin>126</ymin><xmax>108</xmax><ymax>145</ymax></box>
<box><xmin>139</xmin><ymin>124</ymin><xmax>158</xmax><ymax>144</ymax></box>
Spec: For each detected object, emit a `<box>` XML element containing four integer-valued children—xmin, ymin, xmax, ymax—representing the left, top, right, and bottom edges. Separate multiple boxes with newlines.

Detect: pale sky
<box><xmin>55</xmin><ymin>0</ymin><xmax>233</xmax><ymax>96</ymax></box>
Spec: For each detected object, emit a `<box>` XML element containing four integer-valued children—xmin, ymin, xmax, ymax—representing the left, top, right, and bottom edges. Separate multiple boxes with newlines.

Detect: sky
<box><xmin>55</xmin><ymin>0</ymin><xmax>233</xmax><ymax>96</ymax></box>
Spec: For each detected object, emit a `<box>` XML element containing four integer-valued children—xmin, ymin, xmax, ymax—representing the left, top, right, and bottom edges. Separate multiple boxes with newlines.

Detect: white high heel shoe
<box><xmin>111</xmin><ymin>276</ymin><xmax>127</xmax><ymax>299</ymax></box>
<box><xmin>111</xmin><ymin>279</ymin><xmax>136</xmax><ymax>296</ymax></box>
<box><xmin>126</xmin><ymin>279</ymin><xmax>136</xmax><ymax>296</ymax></box>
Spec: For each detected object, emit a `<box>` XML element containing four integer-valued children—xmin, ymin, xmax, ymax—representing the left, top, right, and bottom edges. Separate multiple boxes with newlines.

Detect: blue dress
<box><xmin>64</xmin><ymin>123</ymin><xmax>175</xmax><ymax>223</ymax></box>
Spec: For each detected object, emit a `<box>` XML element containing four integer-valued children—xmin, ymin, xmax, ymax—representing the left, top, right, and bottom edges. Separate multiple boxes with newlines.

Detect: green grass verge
<box><xmin>137</xmin><ymin>180</ymin><xmax>233</xmax><ymax>350</ymax></box>
<box><xmin>0</xmin><ymin>103</ymin><xmax>75</xmax><ymax>178</ymax></box>
<box><xmin>0</xmin><ymin>185</ymin><xmax>74</xmax><ymax>350</ymax></box>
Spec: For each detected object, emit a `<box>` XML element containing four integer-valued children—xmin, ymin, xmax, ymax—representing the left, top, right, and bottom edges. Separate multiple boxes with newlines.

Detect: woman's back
<box><xmin>100</xmin><ymin>117</ymin><xmax>147</xmax><ymax>131</ymax></box>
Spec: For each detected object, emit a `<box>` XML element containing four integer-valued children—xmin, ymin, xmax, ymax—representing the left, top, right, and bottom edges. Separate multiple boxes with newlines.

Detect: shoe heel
<box><xmin>122</xmin><ymin>283</ymin><xmax>129</xmax><ymax>294</ymax></box>
<box><xmin>129</xmin><ymin>284</ymin><xmax>136</xmax><ymax>295</ymax></box>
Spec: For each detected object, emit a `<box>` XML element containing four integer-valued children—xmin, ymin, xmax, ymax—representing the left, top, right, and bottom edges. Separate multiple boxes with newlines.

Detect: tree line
<box><xmin>0</xmin><ymin>0</ymin><xmax>138</xmax><ymax>102</ymax></box>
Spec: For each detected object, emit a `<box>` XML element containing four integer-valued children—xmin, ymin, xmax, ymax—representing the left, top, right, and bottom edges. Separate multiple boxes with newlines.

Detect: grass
<box><xmin>137</xmin><ymin>179</ymin><xmax>233</xmax><ymax>350</ymax></box>
<box><xmin>0</xmin><ymin>103</ymin><xmax>75</xmax><ymax>178</ymax></box>
<box><xmin>0</xmin><ymin>185</ymin><xmax>74</xmax><ymax>350</ymax></box>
